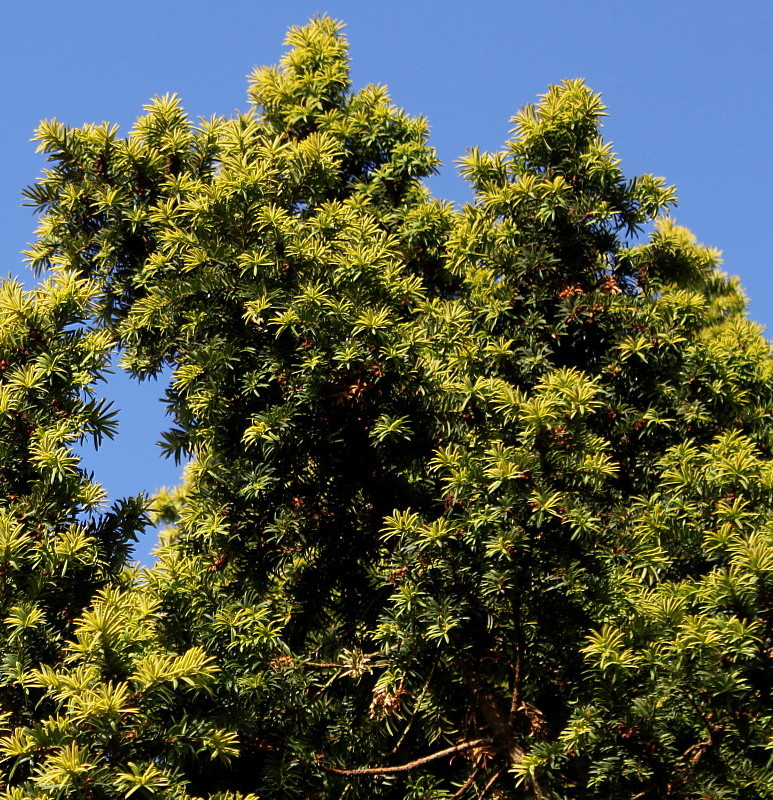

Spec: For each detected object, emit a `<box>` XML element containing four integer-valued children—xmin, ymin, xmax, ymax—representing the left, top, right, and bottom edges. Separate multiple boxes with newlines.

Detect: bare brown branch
<box><xmin>509</xmin><ymin>641</ymin><xmax>524</xmax><ymax>723</ymax></box>
<box><xmin>322</xmin><ymin>738</ymin><xmax>492</xmax><ymax>776</ymax></box>
<box><xmin>451</xmin><ymin>766</ymin><xmax>482</xmax><ymax>798</ymax></box>
<box><xmin>461</xmin><ymin>657</ymin><xmax>548</xmax><ymax>799</ymax></box>
<box><xmin>476</xmin><ymin>766</ymin><xmax>506</xmax><ymax>799</ymax></box>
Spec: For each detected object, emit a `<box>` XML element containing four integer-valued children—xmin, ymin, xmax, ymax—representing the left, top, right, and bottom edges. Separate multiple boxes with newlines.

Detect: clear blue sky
<box><xmin>3</xmin><ymin>1</ymin><xmax>771</xmax><ymax>562</ymax></box>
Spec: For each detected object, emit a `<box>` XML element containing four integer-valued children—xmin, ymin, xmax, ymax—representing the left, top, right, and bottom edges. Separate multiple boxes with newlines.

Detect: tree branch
<box><xmin>322</xmin><ymin>738</ymin><xmax>491</xmax><ymax>776</ymax></box>
<box><xmin>461</xmin><ymin>657</ymin><xmax>548</xmax><ymax>799</ymax></box>
<box><xmin>451</xmin><ymin>766</ymin><xmax>482</xmax><ymax>798</ymax></box>
<box><xmin>461</xmin><ymin>657</ymin><xmax>525</xmax><ymax>763</ymax></box>
<box><xmin>387</xmin><ymin>660</ymin><xmax>437</xmax><ymax>756</ymax></box>
<box><xmin>509</xmin><ymin>640</ymin><xmax>524</xmax><ymax>723</ymax></box>
<box><xmin>508</xmin><ymin>584</ymin><xmax>525</xmax><ymax>724</ymax></box>
<box><xmin>476</xmin><ymin>766</ymin><xmax>506</xmax><ymax>799</ymax></box>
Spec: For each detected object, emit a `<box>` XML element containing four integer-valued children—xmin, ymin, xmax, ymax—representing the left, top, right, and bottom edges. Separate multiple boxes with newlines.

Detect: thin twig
<box><xmin>387</xmin><ymin>661</ymin><xmax>437</xmax><ymax>756</ymax></box>
<box><xmin>323</xmin><ymin>738</ymin><xmax>491</xmax><ymax>776</ymax></box>
<box><xmin>451</xmin><ymin>766</ymin><xmax>482</xmax><ymax>798</ymax></box>
<box><xmin>509</xmin><ymin>594</ymin><xmax>524</xmax><ymax>724</ymax></box>
<box><xmin>476</xmin><ymin>766</ymin><xmax>506</xmax><ymax>799</ymax></box>
<box><xmin>305</xmin><ymin>651</ymin><xmax>383</xmax><ymax>669</ymax></box>
<box><xmin>509</xmin><ymin>642</ymin><xmax>523</xmax><ymax>723</ymax></box>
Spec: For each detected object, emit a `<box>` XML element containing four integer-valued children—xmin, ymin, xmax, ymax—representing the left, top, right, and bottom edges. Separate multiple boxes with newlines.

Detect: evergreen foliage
<box><xmin>0</xmin><ymin>274</ymin><xmax>145</xmax><ymax>754</ymax></box>
<box><xmin>2</xmin><ymin>16</ymin><xmax>772</xmax><ymax>799</ymax></box>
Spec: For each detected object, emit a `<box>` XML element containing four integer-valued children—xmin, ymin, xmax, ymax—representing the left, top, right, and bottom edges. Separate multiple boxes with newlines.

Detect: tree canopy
<box><xmin>1</xmin><ymin>16</ymin><xmax>772</xmax><ymax>800</ymax></box>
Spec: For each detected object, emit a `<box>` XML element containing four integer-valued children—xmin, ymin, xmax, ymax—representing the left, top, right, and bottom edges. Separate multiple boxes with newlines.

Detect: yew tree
<box><xmin>1</xmin><ymin>16</ymin><xmax>772</xmax><ymax>800</ymax></box>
